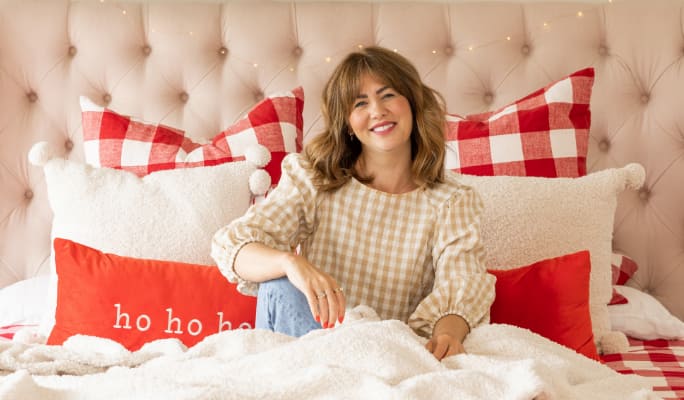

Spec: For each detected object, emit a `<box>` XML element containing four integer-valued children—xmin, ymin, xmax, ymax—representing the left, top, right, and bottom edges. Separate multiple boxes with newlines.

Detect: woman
<box><xmin>211</xmin><ymin>46</ymin><xmax>495</xmax><ymax>361</ymax></box>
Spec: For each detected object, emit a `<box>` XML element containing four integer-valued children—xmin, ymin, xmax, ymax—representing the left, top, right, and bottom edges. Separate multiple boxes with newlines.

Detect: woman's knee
<box><xmin>256</xmin><ymin>277</ymin><xmax>319</xmax><ymax>336</ymax></box>
<box><xmin>258</xmin><ymin>277</ymin><xmax>301</xmax><ymax>298</ymax></box>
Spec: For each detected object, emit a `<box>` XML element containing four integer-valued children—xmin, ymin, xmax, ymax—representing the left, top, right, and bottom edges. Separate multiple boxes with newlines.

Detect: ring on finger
<box><xmin>333</xmin><ymin>287</ymin><xmax>344</xmax><ymax>293</ymax></box>
<box><xmin>316</xmin><ymin>291</ymin><xmax>327</xmax><ymax>299</ymax></box>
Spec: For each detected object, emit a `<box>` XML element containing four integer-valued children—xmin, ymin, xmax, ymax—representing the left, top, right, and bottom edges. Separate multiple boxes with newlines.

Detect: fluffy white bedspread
<box><xmin>0</xmin><ymin>307</ymin><xmax>655</xmax><ymax>400</ymax></box>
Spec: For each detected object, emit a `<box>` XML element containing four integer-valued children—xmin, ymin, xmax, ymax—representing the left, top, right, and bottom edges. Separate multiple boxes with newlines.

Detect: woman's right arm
<box><xmin>211</xmin><ymin>154</ymin><xmax>315</xmax><ymax>294</ymax></box>
<box><xmin>232</xmin><ymin>242</ymin><xmax>292</xmax><ymax>282</ymax></box>
<box><xmin>234</xmin><ymin>242</ymin><xmax>346</xmax><ymax>327</ymax></box>
<box><xmin>211</xmin><ymin>154</ymin><xmax>345</xmax><ymax>326</ymax></box>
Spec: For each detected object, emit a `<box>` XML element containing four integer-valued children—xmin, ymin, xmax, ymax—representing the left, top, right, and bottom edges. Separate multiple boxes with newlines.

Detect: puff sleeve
<box><xmin>210</xmin><ymin>154</ymin><xmax>318</xmax><ymax>296</ymax></box>
<box><xmin>407</xmin><ymin>184</ymin><xmax>496</xmax><ymax>338</ymax></box>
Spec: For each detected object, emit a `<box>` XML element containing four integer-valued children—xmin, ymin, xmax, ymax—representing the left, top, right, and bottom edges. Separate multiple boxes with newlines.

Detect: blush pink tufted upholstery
<box><xmin>0</xmin><ymin>0</ymin><xmax>682</xmax><ymax>321</ymax></box>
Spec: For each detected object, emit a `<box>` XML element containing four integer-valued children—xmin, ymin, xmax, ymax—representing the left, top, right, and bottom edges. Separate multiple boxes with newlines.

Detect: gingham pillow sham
<box><xmin>610</xmin><ymin>252</ymin><xmax>639</xmax><ymax>305</ymax></box>
<box><xmin>81</xmin><ymin>87</ymin><xmax>304</xmax><ymax>186</ymax></box>
<box><xmin>445</xmin><ymin>68</ymin><xmax>593</xmax><ymax>178</ymax></box>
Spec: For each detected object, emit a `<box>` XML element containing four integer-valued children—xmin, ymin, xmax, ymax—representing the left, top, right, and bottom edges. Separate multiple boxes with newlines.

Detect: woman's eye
<box><xmin>353</xmin><ymin>101</ymin><xmax>367</xmax><ymax>108</ymax></box>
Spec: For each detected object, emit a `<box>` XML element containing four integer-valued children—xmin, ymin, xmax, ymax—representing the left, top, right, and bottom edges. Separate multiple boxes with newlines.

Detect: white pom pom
<box><xmin>244</xmin><ymin>144</ymin><xmax>271</xmax><ymax>168</ymax></box>
<box><xmin>249</xmin><ymin>169</ymin><xmax>272</xmax><ymax>196</ymax></box>
<box><xmin>599</xmin><ymin>330</ymin><xmax>629</xmax><ymax>354</ymax></box>
<box><xmin>623</xmin><ymin>163</ymin><xmax>646</xmax><ymax>190</ymax></box>
<box><xmin>28</xmin><ymin>142</ymin><xmax>53</xmax><ymax>166</ymax></box>
<box><xmin>12</xmin><ymin>326</ymin><xmax>47</xmax><ymax>345</ymax></box>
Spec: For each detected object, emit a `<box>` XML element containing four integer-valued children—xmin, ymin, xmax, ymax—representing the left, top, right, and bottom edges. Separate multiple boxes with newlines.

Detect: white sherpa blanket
<box><xmin>0</xmin><ymin>307</ymin><xmax>656</xmax><ymax>400</ymax></box>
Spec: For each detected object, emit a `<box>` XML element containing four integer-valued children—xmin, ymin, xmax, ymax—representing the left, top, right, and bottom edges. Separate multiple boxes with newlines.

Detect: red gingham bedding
<box><xmin>0</xmin><ymin>324</ymin><xmax>32</xmax><ymax>341</ymax></box>
<box><xmin>1</xmin><ymin>324</ymin><xmax>682</xmax><ymax>398</ymax></box>
<box><xmin>602</xmin><ymin>337</ymin><xmax>684</xmax><ymax>400</ymax></box>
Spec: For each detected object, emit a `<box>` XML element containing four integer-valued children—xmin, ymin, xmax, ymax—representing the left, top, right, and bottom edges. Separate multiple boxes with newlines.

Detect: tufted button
<box><xmin>27</xmin><ymin>91</ymin><xmax>38</xmax><ymax>102</ymax></box>
<box><xmin>598</xmin><ymin>45</ymin><xmax>608</xmax><ymax>56</ymax></box>
<box><xmin>598</xmin><ymin>139</ymin><xmax>610</xmax><ymax>152</ymax></box>
<box><xmin>638</xmin><ymin>187</ymin><xmax>651</xmax><ymax>201</ymax></box>
<box><xmin>142</xmin><ymin>45</ymin><xmax>151</xmax><ymax>56</ymax></box>
<box><xmin>483</xmin><ymin>92</ymin><xmax>494</xmax><ymax>104</ymax></box>
<box><xmin>24</xmin><ymin>189</ymin><xmax>34</xmax><ymax>200</ymax></box>
<box><xmin>254</xmin><ymin>91</ymin><xmax>264</xmax><ymax>102</ymax></box>
<box><xmin>444</xmin><ymin>46</ymin><xmax>454</xmax><ymax>55</ymax></box>
<box><xmin>521</xmin><ymin>44</ymin><xmax>531</xmax><ymax>55</ymax></box>
<box><xmin>68</xmin><ymin>45</ymin><xmax>77</xmax><ymax>57</ymax></box>
<box><xmin>640</xmin><ymin>93</ymin><xmax>650</xmax><ymax>104</ymax></box>
<box><xmin>102</xmin><ymin>93</ymin><xmax>111</xmax><ymax>104</ymax></box>
<box><xmin>218</xmin><ymin>46</ymin><xmax>228</xmax><ymax>56</ymax></box>
<box><xmin>293</xmin><ymin>46</ymin><xmax>303</xmax><ymax>56</ymax></box>
<box><xmin>64</xmin><ymin>139</ymin><xmax>74</xmax><ymax>151</ymax></box>
<box><xmin>179</xmin><ymin>92</ymin><xmax>189</xmax><ymax>103</ymax></box>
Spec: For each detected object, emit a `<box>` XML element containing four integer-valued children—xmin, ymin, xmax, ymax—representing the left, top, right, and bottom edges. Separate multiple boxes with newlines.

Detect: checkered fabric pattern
<box><xmin>0</xmin><ymin>324</ymin><xmax>33</xmax><ymax>341</ymax></box>
<box><xmin>610</xmin><ymin>252</ymin><xmax>640</xmax><ymax>305</ymax></box>
<box><xmin>211</xmin><ymin>154</ymin><xmax>496</xmax><ymax>338</ymax></box>
<box><xmin>602</xmin><ymin>337</ymin><xmax>684</xmax><ymax>400</ymax></box>
<box><xmin>445</xmin><ymin>68</ymin><xmax>593</xmax><ymax>178</ymax></box>
<box><xmin>81</xmin><ymin>87</ymin><xmax>304</xmax><ymax>185</ymax></box>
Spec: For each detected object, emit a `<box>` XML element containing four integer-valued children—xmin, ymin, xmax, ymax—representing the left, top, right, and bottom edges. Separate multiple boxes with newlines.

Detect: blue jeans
<box><xmin>255</xmin><ymin>277</ymin><xmax>322</xmax><ymax>337</ymax></box>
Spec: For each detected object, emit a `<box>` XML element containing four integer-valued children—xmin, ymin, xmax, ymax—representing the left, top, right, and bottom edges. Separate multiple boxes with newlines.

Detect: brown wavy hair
<box><xmin>304</xmin><ymin>46</ymin><xmax>447</xmax><ymax>192</ymax></box>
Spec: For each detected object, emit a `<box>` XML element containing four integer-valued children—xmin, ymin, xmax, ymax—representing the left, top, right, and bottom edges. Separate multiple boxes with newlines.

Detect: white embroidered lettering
<box><xmin>217</xmin><ymin>313</ymin><xmax>253</xmax><ymax>332</ymax></box>
<box><xmin>187</xmin><ymin>319</ymin><xmax>202</xmax><ymax>336</ymax></box>
<box><xmin>136</xmin><ymin>314</ymin><xmax>151</xmax><ymax>331</ymax></box>
<box><xmin>164</xmin><ymin>308</ymin><xmax>183</xmax><ymax>334</ymax></box>
<box><xmin>113</xmin><ymin>303</ymin><xmax>132</xmax><ymax>329</ymax></box>
<box><xmin>217</xmin><ymin>312</ymin><xmax>232</xmax><ymax>332</ymax></box>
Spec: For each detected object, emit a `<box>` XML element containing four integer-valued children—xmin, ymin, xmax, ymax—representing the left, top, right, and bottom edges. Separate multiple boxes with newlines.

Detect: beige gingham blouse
<box><xmin>211</xmin><ymin>154</ymin><xmax>495</xmax><ymax>338</ymax></box>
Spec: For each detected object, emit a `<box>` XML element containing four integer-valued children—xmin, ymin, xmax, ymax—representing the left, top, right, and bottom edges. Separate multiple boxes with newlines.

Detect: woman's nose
<box><xmin>369</xmin><ymin>101</ymin><xmax>387</xmax><ymax>119</ymax></box>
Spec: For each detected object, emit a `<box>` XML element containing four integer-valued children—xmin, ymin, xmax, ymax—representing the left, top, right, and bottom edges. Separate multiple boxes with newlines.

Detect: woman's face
<box><xmin>347</xmin><ymin>73</ymin><xmax>413</xmax><ymax>160</ymax></box>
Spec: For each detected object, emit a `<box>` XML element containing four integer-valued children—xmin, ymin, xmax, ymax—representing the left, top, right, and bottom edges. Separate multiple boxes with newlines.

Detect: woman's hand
<box><xmin>281</xmin><ymin>252</ymin><xmax>346</xmax><ymax>329</ymax></box>
<box><xmin>426</xmin><ymin>314</ymin><xmax>470</xmax><ymax>361</ymax></box>
<box><xmin>425</xmin><ymin>333</ymin><xmax>465</xmax><ymax>361</ymax></box>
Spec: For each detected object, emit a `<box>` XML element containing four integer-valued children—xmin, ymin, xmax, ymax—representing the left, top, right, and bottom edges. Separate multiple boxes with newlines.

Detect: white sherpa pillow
<box><xmin>459</xmin><ymin>164</ymin><xmax>645</xmax><ymax>354</ymax></box>
<box><xmin>28</xmin><ymin>142</ymin><xmax>271</xmax><ymax>338</ymax></box>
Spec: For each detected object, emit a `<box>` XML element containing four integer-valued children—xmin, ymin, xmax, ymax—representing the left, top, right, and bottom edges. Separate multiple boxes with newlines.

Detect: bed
<box><xmin>0</xmin><ymin>0</ymin><xmax>683</xmax><ymax>398</ymax></box>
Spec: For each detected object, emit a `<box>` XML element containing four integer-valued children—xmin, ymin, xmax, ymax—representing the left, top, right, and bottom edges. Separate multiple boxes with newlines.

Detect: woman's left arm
<box><xmin>408</xmin><ymin>183</ymin><xmax>496</xmax><ymax>360</ymax></box>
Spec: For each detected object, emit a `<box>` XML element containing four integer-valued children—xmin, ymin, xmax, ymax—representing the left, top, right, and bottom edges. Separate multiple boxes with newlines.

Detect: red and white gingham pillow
<box><xmin>81</xmin><ymin>87</ymin><xmax>304</xmax><ymax>187</ymax></box>
<box><xmin>610</xmin><ymin>252</ymin><xmax>639</xmax><ymax>305</ymax></box>
<box><xmin>445</xmin><ymin>68</ymin><xmax>593</xmax><ymax>177</ymax></box>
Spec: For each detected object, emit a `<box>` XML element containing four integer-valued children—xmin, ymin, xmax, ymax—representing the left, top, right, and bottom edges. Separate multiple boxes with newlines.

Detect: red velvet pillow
<box><xmin>488</xmin><ymin>250</ymin><xmax>599</xmax><ymax>360</ymax></box>
<box><xmin>48</xmin><ymin>238</ymin><xmax>256</xmax><ymax>351</ymax></box>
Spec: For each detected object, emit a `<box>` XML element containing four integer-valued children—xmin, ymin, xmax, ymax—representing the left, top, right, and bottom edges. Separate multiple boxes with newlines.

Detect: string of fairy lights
<box><xmin>92</xmin><ymin>0</ymin><xmax>618</xmax><ymax>74</ymax></box>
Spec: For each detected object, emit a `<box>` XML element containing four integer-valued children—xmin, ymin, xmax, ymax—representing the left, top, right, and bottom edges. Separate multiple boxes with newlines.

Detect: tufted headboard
<box><xmin>1</xmin><ymin>0</ymin><xmax>682</xmax><ymax>320</ymax></box>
